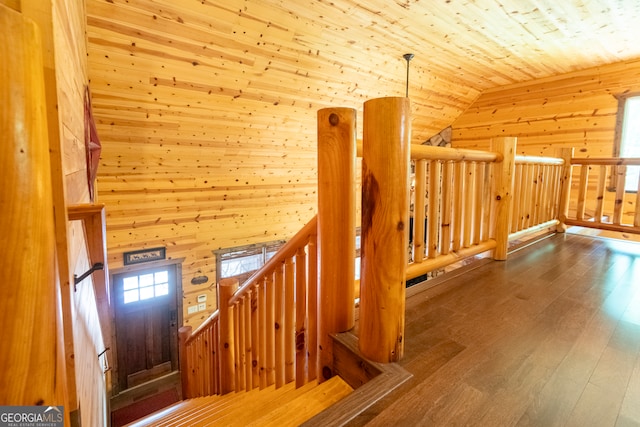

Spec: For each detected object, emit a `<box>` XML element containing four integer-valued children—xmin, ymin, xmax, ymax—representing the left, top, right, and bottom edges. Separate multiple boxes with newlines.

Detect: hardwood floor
<box><xmin>349</xmin><ymin>233</ymin><xmax>640</xmax><ymax>427</ymax></box>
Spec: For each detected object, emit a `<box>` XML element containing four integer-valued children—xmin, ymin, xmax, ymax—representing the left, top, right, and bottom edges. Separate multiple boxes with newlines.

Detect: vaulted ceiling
<box><xmin>86</xmin><ymin>0</ymin><xmax>640</xmax><ymax>144</ymax></box>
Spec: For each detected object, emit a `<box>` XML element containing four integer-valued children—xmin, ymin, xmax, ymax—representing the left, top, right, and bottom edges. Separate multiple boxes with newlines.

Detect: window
<box><xmin>616</xmin><ymin>95</ymin><xmax>640</xmax><ymax>192</ymax></box>
<box><xmin>215</xmin><ymin>240</ymin><xmax>285</xmax><ymax>283</ymax></box>
<box><xmin>122</xmin><ymin>270</ymin><xmax>170</xmax><ymax>304</ymax></box>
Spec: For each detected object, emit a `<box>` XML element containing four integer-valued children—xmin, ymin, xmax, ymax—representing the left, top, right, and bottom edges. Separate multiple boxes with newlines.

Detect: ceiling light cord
<box><xmin>403</xmin><ymin>53</ymin><xmax>414</xmax><ymax>98</ymax></box>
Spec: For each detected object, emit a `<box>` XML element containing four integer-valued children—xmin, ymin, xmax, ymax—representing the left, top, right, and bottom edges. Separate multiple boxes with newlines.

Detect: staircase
<box><xmin>126</xmin><ymin>376</ymin><xmax>352</xmax><ymax>427</ymax></box>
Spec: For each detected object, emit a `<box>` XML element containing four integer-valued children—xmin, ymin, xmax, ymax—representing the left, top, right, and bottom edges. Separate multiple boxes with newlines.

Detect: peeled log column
<box><xmin>317</xmin><ymin>107</ymin><xmax>356</xmax><ymax>380</ymax></box>
<box><xmin>0</xmin><ymin>8</ymin><xmax>62</xmax><ymax>405</ymax></box>
<box><xmin>359</xmin><ymin>97</ymin><xmax>411</xmax><ymax>363</ymax></box>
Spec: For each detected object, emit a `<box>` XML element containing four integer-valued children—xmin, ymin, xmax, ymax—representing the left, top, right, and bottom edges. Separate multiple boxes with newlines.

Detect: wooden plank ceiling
<box><xmin>85</xmin><ymin>0</ymin><xmax>640</xmax><ymax>303</ymax></box>
<box><xmin>86</xmin><ymin>0</ymin><xmax>640</xmax><ymax>143</ymax></box>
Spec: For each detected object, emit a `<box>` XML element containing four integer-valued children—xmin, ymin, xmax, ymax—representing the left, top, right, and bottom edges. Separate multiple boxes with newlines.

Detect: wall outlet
<box><xmin>198</xmin><ymin>302</ymin><xmax>206</xmax><ymax>311</ymax></box>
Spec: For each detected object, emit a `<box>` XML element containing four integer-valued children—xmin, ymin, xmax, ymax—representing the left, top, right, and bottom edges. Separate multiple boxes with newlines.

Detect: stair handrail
<box><xmin>228</xmin><ymin>216</ymin><xmax>317</xmax><ymax>306</ymax></box>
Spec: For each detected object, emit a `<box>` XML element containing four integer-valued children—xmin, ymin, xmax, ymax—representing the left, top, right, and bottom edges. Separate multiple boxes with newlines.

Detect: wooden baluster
<box><xmin>219</xmin><ymin>278</ymin><xmax>239</xmax><ymax>394</ymax></box>
<box><xmin>428</xmin><ymin>160</ymin><xmax>441</xmax><ymax>258</ymax></box>
<box><xmin>452</xmin><ymin>162</ymin><xmax>465</xmax><ymax>252</ymax></box>
<box><xmin>463</xmin><ymin>161</ymin><xmax>475</xmax><ymax>248</ymax></box>
<box><xmin>295</xmin><ymin>247</ymin><xmax>308</xmax><ymax>387</ymax></box>
<box><xmin>205</xmin><ymin>327</ymin><xmax>212</xmax><ymax>395</ymax></box>
<box><xmin>214</xmin><ymin>319</ymin><xmax>221</xmax><ymax>394</ymax></box>
<box><xmin>533</xmin><ymin>164</ymin><xmax>542</xmax><ymax>226</ymax></box>
<box><xmin>557</xmin><ymin>148</ymin><xmax>574</xmax><ymax>232</ymax></box>
<box><xmin>473</xmin><ymin>162</ymin><xmax>484</xmax><ymax>245</ymax></box>
<box><xmin>414</xmin><ymin>159</ymin><xmax>427</xmax><ymax>262</ymax></box>
<box><xmin>594</xmin><ymin>165</ymin><xmax>607</xmax><ymax>222</ymax></box>
<box><xmin>360</xmin><ymin>97</ymin><xmax>410</xmax><ymax>363</ymax></box>
<box><xmin>482</xmin><ymin>162</ymin><xmax>493</xmax><ymax>242</ymax></box>
<box><xmin>520</xmin><ymin>163</ymin><xmax>534</xmax><ymax>230</ymax></box>
<box><xmin>512</xmin><ymin>163</ymin><xmax>523</xmax><ymax>233</ymax></box>
<box><xmin>576</xmin><ymin>165</ymin><xmax>589</xmax><ymax>221</ymax></box>
<box><xmin>259</xmin><ymin>277</ymin><xmax>268</xmax><ymax>389</ymax></box>
<box><xmin>285</xmin><ymin>257</ymin><xmax>295</xmax><ymax>384</ymax></box>
<box><xmin>244</xmin><ymin>290</ymin><xmax>253</xmax><ymax>391</ymax></box>
<box><xmin>179</xmin><ymin>326</ymin><xmax>192</xmax><ymax>398</ymax></box>
<box><xmin>252</xmin><ymin>283</ymin><xmax>262</xmax><ymax>388</ymax></box>
<box><xmin>274</xmin><ymin>264</ymin><xmax>285</xmax><ymax>388</ymax></box>
<box><xmin>236</xmin><ymin>300</ymin><xmax>245</xmax><ymax>392</ymax></box>
<box><xmin>491</xmin><ymin>137</ymin><xmax>516</xmax><ymax>261</ymax></box>
<box><xmin>266</xmin><ymin>273</ymin><xmax>275</xmax><ymax>386</ymax></box>
<box><xmin>440</xmin><ymin>161</ymin><xmax>453</xmax><ymax>255</ymax></box>
<box><xmin>317</xmin><ymin>107</ymin><xmax>356</xmax><ymax>380</ymax></box>
<box><xmin>307</xmin><ymin>236</ymin><xmax>318</xmax><ymax>382</ymax></box>
<box><xmin>614</xmin><ymin>165</ymin><xmax>627</xmax><ymax>225</ymax></box>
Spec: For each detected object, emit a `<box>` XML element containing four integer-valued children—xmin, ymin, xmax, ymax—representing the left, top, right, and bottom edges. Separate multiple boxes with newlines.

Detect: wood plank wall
<box><xmin>452</xmin><ymin>59</ymin><xmax>640</xmax><ymax>157</ymax></box>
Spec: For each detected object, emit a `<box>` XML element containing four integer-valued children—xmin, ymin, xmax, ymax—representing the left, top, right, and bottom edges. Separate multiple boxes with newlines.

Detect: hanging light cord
<box><xmin>403</xmin><ymin>53</ymin><xmax>414</xmax><ymax>97</ymax></box>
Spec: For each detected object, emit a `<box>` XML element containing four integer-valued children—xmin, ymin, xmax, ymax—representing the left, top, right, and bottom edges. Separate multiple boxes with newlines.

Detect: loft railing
<box><xmin>558</xmin><ymin>151</ymin><xmax>640</xmax><ymax>234</ymax></box>
<box><xmin>407</xmin><ymin>145</ymin><xmax>503</xmax><ymax>281</ymax></box>
<box><xmin>509</xmin><ymin>155</ymin><xmax>564</xmax><ymax>239</ymax></box>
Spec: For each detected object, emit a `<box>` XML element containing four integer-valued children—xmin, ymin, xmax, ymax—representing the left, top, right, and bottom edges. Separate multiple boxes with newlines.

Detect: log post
<box><xmin>491</xmin><ymin>137</ymin><xmax>516</xmax><ymax>261</ymax></box>
<box><xmin>359</xmin><ymin>97</ymin><xmax>411</xmax><ymax>363</ymax></box>
<box><xmin>0</xmin><ymin>8</ymin><xmax>63</xmax><ymax>407</ymax></box>
<box><xmin>557</xmin><ymin>148</ymin><xmax>574</xmax><ymax>232</ymax></box>
<box><xmin>218</xmin><ymin>278</ymin><xmax>239</xmax><ymax>394</ymax></box>
<box><xmin>178</xmin><ymin>326</ymin><xmax>193</xmax><ymax>398</ymax></box>
<box><xmin>317</xmin><ymin>107</ymin><xmax>356</xmax><ymax>380</ymax></box>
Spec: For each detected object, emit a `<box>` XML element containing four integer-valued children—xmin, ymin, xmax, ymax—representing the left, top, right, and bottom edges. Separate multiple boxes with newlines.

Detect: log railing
<box><xmin>559</xmin><ymin>152</ymin><xmax>640</xmax><ymax>234</ymax></box>
<box><xmin>407</xmin><ymin>143</ymin><xmax>506</xmax><ymax>280</ymax></box>
<box><xmin>180</xmin><ymin>216</ymin><xmax>318</xmax><ymax>398</ymax></box>
<box><xmin>509</xmin><ymin>155</ymin><xmax>564</xmax><ymax>239</ymax></box>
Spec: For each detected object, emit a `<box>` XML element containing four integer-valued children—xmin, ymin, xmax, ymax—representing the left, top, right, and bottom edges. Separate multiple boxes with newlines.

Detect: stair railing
<box><xmin>180</xmin><ymin>216</ymin><xmax>318</xmax><ymax>398</ymax></box>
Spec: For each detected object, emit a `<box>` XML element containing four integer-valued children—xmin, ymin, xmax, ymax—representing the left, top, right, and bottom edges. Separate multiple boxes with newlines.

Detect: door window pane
<box><xmin>122</xmin><ymin>269</ymin><xmax>170</xmax><ymax>304</ymax></box>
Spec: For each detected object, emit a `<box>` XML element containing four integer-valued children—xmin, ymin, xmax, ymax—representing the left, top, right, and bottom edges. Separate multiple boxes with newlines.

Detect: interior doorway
<box><xmin>112</xmin><ymin>261</ymin><xmax>182</xmax><ymax>393</ymax></box>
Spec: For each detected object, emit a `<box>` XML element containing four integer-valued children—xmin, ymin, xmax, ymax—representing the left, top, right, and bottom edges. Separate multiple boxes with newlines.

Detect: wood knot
<box><xmin>329</xmin><ymin>113</ymin><xmax>339</xmax><ymax>126</ymax></box>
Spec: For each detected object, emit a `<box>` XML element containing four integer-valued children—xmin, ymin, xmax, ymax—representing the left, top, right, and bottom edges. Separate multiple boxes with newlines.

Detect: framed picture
<box><xmin>123</xmin><ymin>247</ymin><xmax>166</xmax><ymax>265</ymax></box>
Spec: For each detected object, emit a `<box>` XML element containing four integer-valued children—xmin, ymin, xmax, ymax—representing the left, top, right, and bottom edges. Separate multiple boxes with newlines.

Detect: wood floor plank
<box><xmin>352</xmin><ymin>233</ymin><xmax>640</xmax><ymax>427</ymax></box>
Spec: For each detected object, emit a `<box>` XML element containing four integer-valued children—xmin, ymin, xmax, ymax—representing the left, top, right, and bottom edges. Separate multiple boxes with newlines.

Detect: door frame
<box><xmin>109</xmin><ymin>257</ymin><xmax>184</xmax><ymax>396</ymax></box>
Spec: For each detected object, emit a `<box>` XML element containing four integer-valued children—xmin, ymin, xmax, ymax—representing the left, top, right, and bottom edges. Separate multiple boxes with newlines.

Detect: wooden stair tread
<box><xmin>127</xmin><ymin>387</ymin><xmax>268</xmax><ymax>427</ymax></box>
<box><xmin>206</xmin><ymin>381</ymin><xmax>318</xmax><ymax>426</ymax></box>
<box><xmin>127</xmin><ymin>377</ymin><xmax>352</xmax><ymax>427</ymax></box>
<box><xmin>246</xmin><ymin>376</ymin><xmax>353</xmax><ymax>427</ymax></box>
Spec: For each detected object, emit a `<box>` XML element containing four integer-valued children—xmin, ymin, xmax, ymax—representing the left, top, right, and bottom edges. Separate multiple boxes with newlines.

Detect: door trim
<box><xmin>109</xmin><ymin>257</ymin><xmax>184</xmax><ymax>396</ymax></box>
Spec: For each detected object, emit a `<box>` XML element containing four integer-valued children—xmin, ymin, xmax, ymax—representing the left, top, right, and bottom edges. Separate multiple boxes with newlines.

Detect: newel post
<box><xmin>491</xmin><ymin>137</ymin><xmax>516</xmax><ymax>261</ymax></box>
<box><xmin>317</xmin><ymin>107</ymin><xmax>357</xmax><ymax>380</ymax></box>
<box><xmin>178</xmin><ymin>326</ymin><xmax>193</xmax><ymax>398</ymax></box>
<box><xmin>557</xmin><ymin>148</ymin><xmax>574</xmax><ymax>232</ymax></box>
<box><xmin>359</xmin><ymin>97</ymin><xmax>411</xmax><ymax>363</ymax></box>
<box><xmin>219</xmin><ymin>278</ymin><xmax>239</xmax><ymax>393</ymax></box>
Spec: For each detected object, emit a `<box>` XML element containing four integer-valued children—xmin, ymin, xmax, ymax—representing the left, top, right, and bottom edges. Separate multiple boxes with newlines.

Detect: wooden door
<box><xmin>114</xmin><ymin>265</ymin><xmax>178</xmax><ymax>391</ymax></box>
